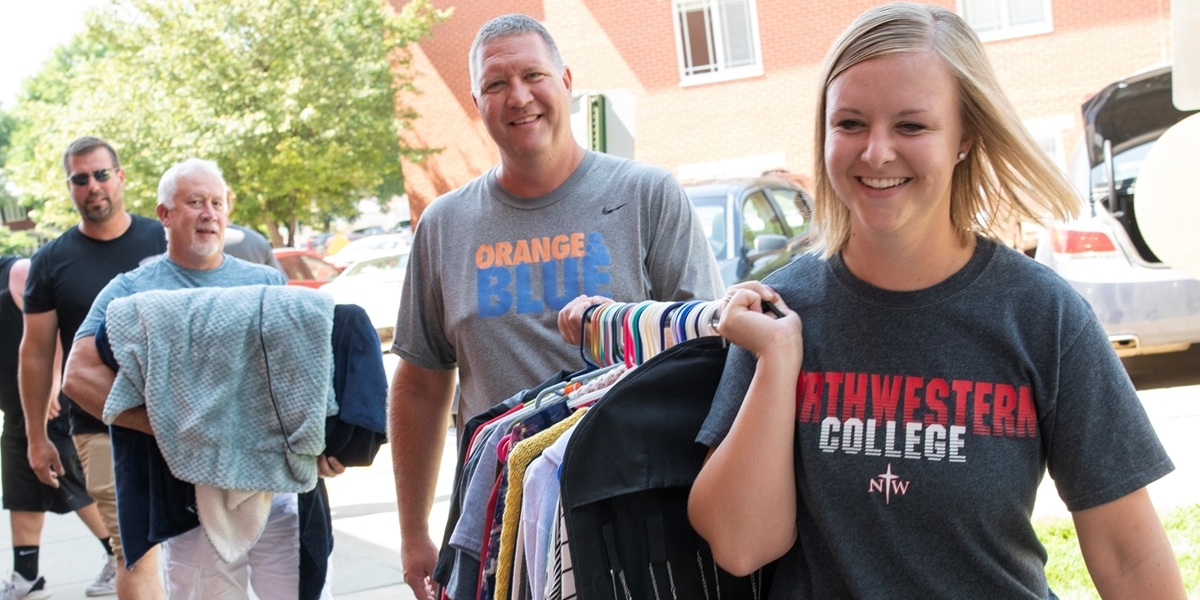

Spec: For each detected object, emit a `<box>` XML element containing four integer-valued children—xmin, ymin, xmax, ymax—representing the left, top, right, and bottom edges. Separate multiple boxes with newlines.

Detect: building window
<box><xmin>1023</xmin><ymin>114</ymin><xmax>1073</xmax><ymax>171</ymax></box>
<box><xmin>673</xmin><ymin>0</ymin><xmax>763</xmax><ymax>86</ymax></box>
<box><xmin>959</xmin><ymin>0</ymin><xmax>1053</xmax><ymax>42</ymax></box>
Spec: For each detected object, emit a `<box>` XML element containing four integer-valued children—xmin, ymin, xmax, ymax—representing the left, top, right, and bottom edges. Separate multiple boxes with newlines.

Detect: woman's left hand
<box><xmin>716</xmin><ymin>282</ymin><xmax>803</xmax><ymax>365</ymax></box>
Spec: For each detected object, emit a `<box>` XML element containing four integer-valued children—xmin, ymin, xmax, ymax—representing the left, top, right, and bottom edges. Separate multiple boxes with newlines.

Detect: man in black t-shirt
<box><xmin>2</xmin><ymin>256</ymin><xmax>114</xmax><ymax>597</ymax></box>
<box><xmin>19</xmin><ymin>137</ymin><xmax>167</xmax><ymax>597</ymax></box>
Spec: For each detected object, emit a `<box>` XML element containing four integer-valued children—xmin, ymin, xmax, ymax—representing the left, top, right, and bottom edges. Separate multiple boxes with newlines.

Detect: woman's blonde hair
<box><xmin>811</xmin><ymin>2</ymin><xmax>1078</xmax><ymax>256</ymax></box>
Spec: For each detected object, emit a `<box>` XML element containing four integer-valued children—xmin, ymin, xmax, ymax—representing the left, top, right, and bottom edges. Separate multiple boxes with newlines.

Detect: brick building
<box><xmin>391</xmin><ymin>0</ymin><xmax>1173</xmax><ymax>223</ymax></box>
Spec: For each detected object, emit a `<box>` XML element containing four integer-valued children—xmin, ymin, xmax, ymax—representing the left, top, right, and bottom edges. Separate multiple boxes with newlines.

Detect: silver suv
<box><xmin>1035</xmin><ymin>65</ymin><xmax>1200</xmax><ymax>357</ymax></box>
<box><xmin>684</xmin><ymin>176</ymin><xmax>814</xmax><ymax>287</ymax></box>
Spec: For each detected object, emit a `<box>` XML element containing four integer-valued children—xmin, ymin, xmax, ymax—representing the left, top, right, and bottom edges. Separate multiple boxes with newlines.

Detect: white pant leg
<box><xmin>245</xmin><ymin>493</ymin><xmax>334</xmax><ymax>599</ymax></box>
<box><xmin>246</xmin><ymin>493</ymin><xmax>301</xmax><ymax>600</ymax></box>
<box><xmin>164</xmin><ymin>492</ymin><xmax>332</xmax><ymax>600</ymax></box>
<box><xmin>163</xmin><ymin>524</ymin><xmax>252</xmax><ymax>600</ymax></box>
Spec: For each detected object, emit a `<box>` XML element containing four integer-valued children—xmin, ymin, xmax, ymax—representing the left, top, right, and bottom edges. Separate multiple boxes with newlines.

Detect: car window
<box><xmin>742</xmin><ymin>191</ymin><xmax>785</xmax><ymax>253</ymax></box>
<box><xmin>694</xmin><ymin>204</ymin><xmax>727</xmax><ymax>259</ymax></box>
<box><xmin>769</xmin><ymin>188</ymin><xmax>812</xmax><ymax>237</ymax></box>
<box><xmin>301</xmin><ymin>255</ymin><xmax>340</xmax><ymax>282</ymax></box>
<box><xmin>346</xmin><ymin>254</ymin><xmax>407</xmax><ymax>276</ymax></box>
<box><xmin>1090</xmin><ymin>139</ymin><xmax>1155</xmax><ymax>189</ymax></box>
<box><xmin>278</xmin><ymin>255</ymin><xmax>311</xmax><ymax>281</ymax></box>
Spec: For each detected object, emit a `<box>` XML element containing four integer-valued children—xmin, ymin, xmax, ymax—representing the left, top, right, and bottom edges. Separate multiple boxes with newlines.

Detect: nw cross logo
<box><xmin>868</xmin><ymin>463</ymin><xmax>910</xmax><ymax>504</ymax></box>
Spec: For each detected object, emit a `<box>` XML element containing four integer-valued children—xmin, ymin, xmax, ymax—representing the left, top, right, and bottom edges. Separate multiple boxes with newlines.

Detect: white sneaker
<box><xmin>0</xmin><ymin>573</ymin><xmax>49</xmax><ymax>600</ymax></box>
<box><xmin>84</xmin><ymin>555</ymin><xmax>116</xmax><ymax>597</ymax></box>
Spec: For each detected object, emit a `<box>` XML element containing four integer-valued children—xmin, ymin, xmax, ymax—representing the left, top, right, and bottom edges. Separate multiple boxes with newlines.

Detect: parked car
<box><xmin>351</xmin><ymin>226</ymin><xmax>386</xmax><ymax>239</ymax></box>
<box><xmin>303</xmin><ymin>233</ymin><xmax>333</xmax><ymax>257</ymax></box>
<box><xmin>684</xmin><ymin>176</ymin><xmax>814</xmax><ymax>287</ymax></box>
<box><xmin>1035</xmin><ymin>65</ymin><xmax>1200</xmax><ymax>357</ymax></box>
<box><xmin>319</xmin><ymin>251</ymin><xmax>408</xmax><ymax>343</ymax></box>
<box><xmin>272</xmin><ymin>248</ymin><xmax>343</xmax><ymax>288</ymax></box>
<box><xmin>323</xmin><ymin>233</ymin><xmax>412</xmax><ymax>271</ymax></box>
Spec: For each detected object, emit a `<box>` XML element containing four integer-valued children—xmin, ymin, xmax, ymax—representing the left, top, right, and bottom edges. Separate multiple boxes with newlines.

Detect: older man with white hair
<box><xmin>63</xmin><ymin>158</ymin><xmax>344</xmax><ymax>599</ymax></box>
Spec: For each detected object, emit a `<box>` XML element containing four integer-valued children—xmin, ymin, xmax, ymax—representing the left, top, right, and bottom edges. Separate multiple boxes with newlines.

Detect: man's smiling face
<box><xmin>473</xmin><ymin>32</ymin><xmax>575</xmax><ymax>164</ymax></box>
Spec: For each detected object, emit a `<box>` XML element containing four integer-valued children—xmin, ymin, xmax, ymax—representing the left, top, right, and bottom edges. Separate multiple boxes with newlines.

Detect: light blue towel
<box><xmin>105</xmin><ymin>284</ymin><xmax>337</xmax><ymax>493</ymax></box>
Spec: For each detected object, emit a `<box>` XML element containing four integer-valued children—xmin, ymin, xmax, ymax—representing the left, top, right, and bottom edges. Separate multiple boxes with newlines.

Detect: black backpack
<box><xmin>560</xmin><ymin>337</ymin><xmax>773</xmax><ymax>600</ymax></box>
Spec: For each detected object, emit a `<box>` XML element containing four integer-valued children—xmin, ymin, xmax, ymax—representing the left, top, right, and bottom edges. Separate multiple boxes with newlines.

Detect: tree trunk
<box><xmin>288</xmin><ymin>191</ymin><xmax>298</xmax><ymax>248</ymax></box>
<box><xmin>264</xmin><ymin>214</ymin><xmax>285</xmax><ymax>247</ymax></box>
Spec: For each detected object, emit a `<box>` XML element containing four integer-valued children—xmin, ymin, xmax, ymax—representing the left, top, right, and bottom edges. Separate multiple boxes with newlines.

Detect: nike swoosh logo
<box><xmin>601</xmin><ymin>203</ymin><xmax>629</xmax><ymax>215</ymax></box>
<box><xmin>18</xmin><ymin>549</ymin><xmax>36</xmax><ymax>556</ymax></box>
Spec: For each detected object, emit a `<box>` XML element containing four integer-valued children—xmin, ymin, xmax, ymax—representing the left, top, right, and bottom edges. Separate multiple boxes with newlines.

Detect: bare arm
<box><xmin>388</xmin><ymin>358</ymin><xmax>455</xmax><ymax>600</ymax></box>
<box><xmin>10</xmin><ymin>260</ymin><xmax>60</xmax><ymax>420</ymax></box>
<box><xmin>19</xmin><ymin>310</ymin><xmax>64</xmax><ymax>486</ymax></box>
<box><xmin>63</xmin><ymin>336</ymin><xmax>153</xmax><ymax>435</ymax></box>
<box><xmin>1073</xmin><ymin>487</ymin><xmax>1185</xmax><ymax>599</ymax></box>
<box><xmin>688</xmin><ymin>284</ymin><xmax>802</xmax><ymax>576</ymax></box>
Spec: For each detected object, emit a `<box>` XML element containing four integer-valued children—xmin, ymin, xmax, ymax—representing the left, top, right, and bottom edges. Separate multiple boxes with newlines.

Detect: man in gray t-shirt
<box><xmin>387</xmin><ymin>14</ymin><xmax>722</xmax><ymax>599</ymax></box>
<box><xmin>223</xmin><ymin>223</ymin><xmax>283</xmax><ymax>272</ymax></box>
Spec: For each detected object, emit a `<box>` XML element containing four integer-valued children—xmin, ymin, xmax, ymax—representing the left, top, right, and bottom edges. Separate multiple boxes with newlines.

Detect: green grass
<box><xmin>1037</xmin><ymin>504</ymin><xmax>1200</xmax><ymax>599</ymax></box>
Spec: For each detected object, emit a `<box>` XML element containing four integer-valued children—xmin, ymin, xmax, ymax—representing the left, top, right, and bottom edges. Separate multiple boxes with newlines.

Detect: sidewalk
<box><xmin>3</xmin><ymin>383</ymin><xmax>1196</xmax><ymax>597</ymax></box>
<box><xmin>0</xmin><ymin>431</ymin><xmax>455</xmax><ymax>599</ymax></box>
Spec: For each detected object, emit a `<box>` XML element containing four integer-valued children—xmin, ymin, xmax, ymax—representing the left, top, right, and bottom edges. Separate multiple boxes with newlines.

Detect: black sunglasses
<box><xmin>67</xmin><ymin>168</ymin><xmax>117</xmax><ymax>186</ymax></box>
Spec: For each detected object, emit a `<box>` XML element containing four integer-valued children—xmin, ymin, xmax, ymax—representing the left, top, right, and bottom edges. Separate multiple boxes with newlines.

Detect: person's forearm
<box><xmin>62</xmin><ymin>338</ymin><xmax>116</xmax><ymax>421</ymax></box>
<box><xmin>689</xmin><ymin>352</ymin><xmax>800</xmax><ymax>576</ymax></box>
<box><xmin>1074</xmin><ymin>488</ymin><xmax>1185</xmax><ymax>599</ymax></box>
<box><xmin>110</xmin><ymin>406</ymin><xmax>153</xmax><ymax>436</ymax></box>
<box><xmin>388</xmin><ymin>361</ymin><xmax>455</xmax><ymax>538</ymax></box>
<box><xmin>18</xmin><ymin>337</ymin><xmax>56</xmax><ymax>440</ymax></box>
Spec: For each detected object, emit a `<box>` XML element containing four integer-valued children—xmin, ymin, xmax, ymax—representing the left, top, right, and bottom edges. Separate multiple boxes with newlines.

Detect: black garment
<box><xmin>23</xmin><ymin>216</ymin><xmax>166</xmax><ymax>435</ymax></box>
<box><xmin>0</xmin><ymin>257</ymin><xmax>92</xmax><ymax>514</ymax></box>
<box><xmin>560</xmin><ymin>337</ymin><xmax>771</xmax><ymax>600</ymax></box>
<box><xmin>12</xmin><ymin>546</ymin><xmax>38</xmax><ymax>581</ymax></box>
<box><xmin>1</xmin><ymin>420</ymin><xmax>92</xmax><ymax>513</ymax></box>
<box><xmin>0</xmin><ymin>256</ymin><xmax>24</xmax><ymax>416</ymax></box>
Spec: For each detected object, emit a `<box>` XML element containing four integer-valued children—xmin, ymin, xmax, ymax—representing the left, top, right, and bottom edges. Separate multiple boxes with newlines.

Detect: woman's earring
<box><xmin>957</xmin><ymin>151</ymin><xmax>967</xmax><ymax>161</ymax></box>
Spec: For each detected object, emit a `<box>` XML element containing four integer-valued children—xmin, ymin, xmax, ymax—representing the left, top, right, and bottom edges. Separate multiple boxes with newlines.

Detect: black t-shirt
<box><xmin>23</xmin><ymin>215</ymin><xmax>167</xmax><ymax>435</ymax></box>
<box><xmin>0</xmin><ymin>256</ymin><xmax>23</xmax><ymax>417</ymax></box>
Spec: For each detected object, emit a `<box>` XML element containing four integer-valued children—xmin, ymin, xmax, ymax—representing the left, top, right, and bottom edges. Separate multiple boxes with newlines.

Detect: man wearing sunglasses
<box><xmin>19</xmin><ymin>137</ymin><xmax>167</xmax><ymax>597</ymax></box>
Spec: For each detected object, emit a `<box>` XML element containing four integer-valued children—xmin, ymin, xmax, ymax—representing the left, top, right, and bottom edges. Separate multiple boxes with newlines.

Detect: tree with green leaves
<box><xmin>1</xmin><ymin>105</ymin><xmax>38</xmax><ymax>256</ymax></box>
<box><xmin>8</xmin><ymin>0</ymin><xmax>448</xmax><ymax>245</ymax></box>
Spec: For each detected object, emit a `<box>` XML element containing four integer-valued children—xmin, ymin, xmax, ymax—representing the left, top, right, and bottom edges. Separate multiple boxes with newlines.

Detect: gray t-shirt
<box><xmin>78</xmin><ymin>255</ymin><xmax>287</xmax><ymax>342</ymax></box>
<box><xmin>223</xmin><ymin>224</ymin><xmax>284</xmax><ymax>272</ymax></box>
<box><xmin>394</xmin><ymin>151</ymin><xmax>723</xmax><ymax>422</ymax></box>
<box><xmin>697</xmin><ymin>237</ymin><xmax>1173</xmax><ymax>599</ymax></box>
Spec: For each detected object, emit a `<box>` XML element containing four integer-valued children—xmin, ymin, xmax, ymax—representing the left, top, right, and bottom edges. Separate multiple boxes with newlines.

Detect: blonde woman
<box><xmin>688</xmin><ymin>3</ymin><xmax>1185</xmax><ymax>598</ymax></box>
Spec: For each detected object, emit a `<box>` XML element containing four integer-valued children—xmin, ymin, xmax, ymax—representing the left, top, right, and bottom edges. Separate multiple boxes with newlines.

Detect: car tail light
<box><xmin>1050</xmin><ymin>226</ymin><xmax>1118</xmax><ymax>256</ymax></box>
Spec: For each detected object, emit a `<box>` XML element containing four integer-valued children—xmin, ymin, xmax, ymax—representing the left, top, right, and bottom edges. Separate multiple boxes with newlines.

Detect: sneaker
<box><xmin>0</xmin><ymin>573</ymin><xmax>49</xmax><ymax>600</ymax></box>
<box><xmin>84</xmin><ymin>555</ymin><xmax>116</xmax><ymax>597</ymax></box>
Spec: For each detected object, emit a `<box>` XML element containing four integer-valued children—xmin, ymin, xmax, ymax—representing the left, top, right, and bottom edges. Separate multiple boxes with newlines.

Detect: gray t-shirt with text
<box><xmin>698</xmin><ymin>237</ymin><xmax>1173</xmax><ymax>599</ymax></box>
<box><xmin>394</xmin><ymin>151</ymin><xmax>723</xmax><ymax>423</ymax></box>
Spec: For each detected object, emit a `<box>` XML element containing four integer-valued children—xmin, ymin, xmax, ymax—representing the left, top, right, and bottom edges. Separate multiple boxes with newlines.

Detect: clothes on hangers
<box><xmin>436</xmin><ymin>297</ymin><xmax>726</xmax><ymax>600</ymax></box>
<box><xmin>518</xmin><ymin>420</ymin><xmax>580</xmax><ymax>600</ymax></box>
<box><xmin>496</xmin><ymin>409</ymin><xmax>589</xmax><ymax>600</ymax></box>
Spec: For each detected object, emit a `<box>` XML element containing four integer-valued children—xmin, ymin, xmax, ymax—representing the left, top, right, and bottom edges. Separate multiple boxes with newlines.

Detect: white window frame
<box><xmin>672</xmin><ymin>0</ymin><xmax>764</xmax><ymax>87</ymax></box>
<box><xmin>957</xmin><ymin>0</ymin><xmax>1053</xmax><ymax>42</ymax></box>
